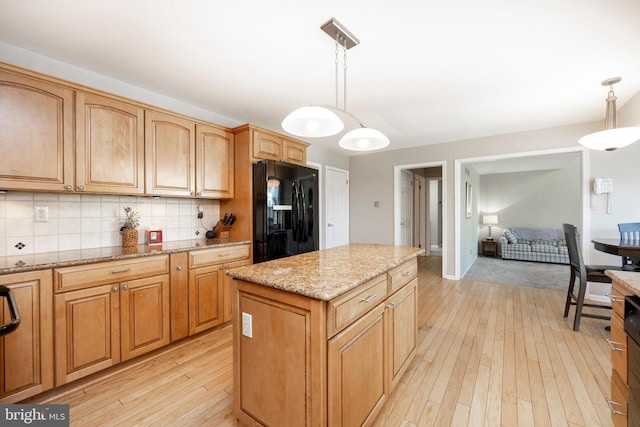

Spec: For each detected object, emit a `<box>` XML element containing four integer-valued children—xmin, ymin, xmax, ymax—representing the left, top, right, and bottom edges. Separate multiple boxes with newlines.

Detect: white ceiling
<box><xmin>1</xmin><ymin>0</ymin><xmax>640</xmax><ymax>155</ymax></box>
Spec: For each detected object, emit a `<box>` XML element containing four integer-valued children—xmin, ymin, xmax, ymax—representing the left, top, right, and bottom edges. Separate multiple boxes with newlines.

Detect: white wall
<box><xmin>350</xmin><ymin>100</ymin><xmax>640</xmax><ymax>278</ymax></box>
<box><xmin>477</xmin><ymin>156</ymin><xmax>582</xmax><ymax>236</ymax></box>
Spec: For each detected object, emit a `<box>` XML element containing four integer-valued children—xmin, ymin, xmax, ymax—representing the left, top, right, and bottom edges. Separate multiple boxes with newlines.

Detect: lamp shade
<box><xmin>578</xmin><ymin>127</ymin><xmax>640</xmax><ymax>151</ymax></box>
<box><xmin>482</xmin><ymin>215</ymin><xmax>498</xmax><ymax>225</ymax></box>
<box><xmin>338</xmin><ymin>127</ymin><xmax>390</xmax><ymax>151</ymax></box>
<box><xmin>281</xmin><ymin>106</ymin><xmax>344</xmax><ymax>137</ymax></box>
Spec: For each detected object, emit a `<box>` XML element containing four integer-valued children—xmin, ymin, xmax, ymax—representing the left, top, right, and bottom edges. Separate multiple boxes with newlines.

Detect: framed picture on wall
<box><xmin>465</xmin><ymin>182</ymin><xmax>472</xmax><ymax>218</ymax></box>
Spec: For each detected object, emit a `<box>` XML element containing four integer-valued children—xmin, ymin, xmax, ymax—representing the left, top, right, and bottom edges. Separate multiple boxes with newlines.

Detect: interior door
<box><xmin>326</xmin><ymin>167</ymin><xmax>349</xmax><ymax>249</ymax></box>
<box><xmin>400</xmin><ymin>171</ymin><xmax>413</xmax><ymax>247</ymax></box>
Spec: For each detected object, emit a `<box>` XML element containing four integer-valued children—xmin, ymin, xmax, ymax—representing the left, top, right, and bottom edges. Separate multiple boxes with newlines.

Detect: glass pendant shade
<box><xmin>578</xmin><ymin>127</ymin><xmax>640</xmax><ymax>151</ymax></box>
<box><xmin>281</xmin><ymin>106</ymin><xmax>344</xmax><ymax>137</ymax></box>
<box><xmin>338</xmin><ymin>127</ymin><xmax>390</xmax><ymax>151</ymax></box>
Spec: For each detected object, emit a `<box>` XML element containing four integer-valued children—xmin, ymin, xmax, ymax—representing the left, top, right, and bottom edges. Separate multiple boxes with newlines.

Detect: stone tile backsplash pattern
<box><xmin>0</xmin><ymin>192</ymin><xmax>220</xmax><ymax>257</ymax></box>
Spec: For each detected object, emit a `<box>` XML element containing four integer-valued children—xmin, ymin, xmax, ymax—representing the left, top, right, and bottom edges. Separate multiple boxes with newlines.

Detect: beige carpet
<box><xmin>464</xmin><ymin>256</ymin><xmax>569</xmax><ymax>292</ymax></box>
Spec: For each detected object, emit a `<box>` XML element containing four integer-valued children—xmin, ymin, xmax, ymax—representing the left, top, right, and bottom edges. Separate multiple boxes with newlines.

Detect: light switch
<box><xmin>242</xmin><ymin>312</ymin><xmax>253</xmax><ymax>338</ymax></box>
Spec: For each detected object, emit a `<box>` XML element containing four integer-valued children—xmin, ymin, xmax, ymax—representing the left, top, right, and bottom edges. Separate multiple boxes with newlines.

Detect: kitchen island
<box><xmin>227</xmin><ymin>244</ymin><xmax>424</xmax><ymax>427</ymax></box>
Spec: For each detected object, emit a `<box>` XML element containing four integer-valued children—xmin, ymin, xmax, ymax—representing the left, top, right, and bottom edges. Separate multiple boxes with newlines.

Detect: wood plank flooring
<box><xmin>30</xmin><ymin>256</ymin><xmax>614</xmax><ymax>426</ymax></box>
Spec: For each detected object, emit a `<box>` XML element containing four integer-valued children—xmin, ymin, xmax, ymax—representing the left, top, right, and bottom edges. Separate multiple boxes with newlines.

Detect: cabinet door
<box><xmin>222</xmin><ymin>259</ymin><xmax>250</xmax><ymax>322</ymax></box>
<box><xmin>120</xmin><ymin>275</ymin><xmax>170</xmax><ymax>361</ymax></box>
<box><xmin>328</xmin><ymin>303</ymin><xmax>387</xmax><ymax>427</ymax></box>
<box><xmin>251</xmin><ymin>130</ymin><xmax>282</xmax><ymax>161</ymax></box>
<box><xmin>76</xmin><ymin>91</ymin><xmax>145</xmax><ymax>194</ymax></box>
<box><xmin>386</xmin><ymin>278</ymin><xmax>417</xmax><ymax>392</ymax></box>
<box><xmin>283</xmin><ymin>138</ymin><xmax>307</xmax><ymax>165</ymax></box>
<box><xmin>0</xmin><ymin>270</ymin><xmax>53</xmax><ymax>403</ymax></box>
<box><xmin>0</xmin><ymin>69</ymin><xmax>74</xmax><ymax>192</ymax></box>
<box><xmin>145</xmin><ymin>110</ymin><xmax>195</xmax><ymax>196</ymax></box>
<box><xmin>196</xmin><ymin>124</ymin><xmax>234</xmax><ymax>199</ymax></box>
<box><xmin>189</xmin><ymin>265</ymin><xmax>224</xmax><ymax>334</ymax></box>
<box><xmin>54</xmin><ymin>284</ymin><xmax>120</xmax><ymax>385</ymax></box>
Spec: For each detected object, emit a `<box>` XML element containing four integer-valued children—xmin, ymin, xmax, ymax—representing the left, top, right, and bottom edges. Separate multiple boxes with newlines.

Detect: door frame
<box><xmin>394</xmin><ymin>161</ymin><xmax>447</xmax><ymax>272</ymax></box>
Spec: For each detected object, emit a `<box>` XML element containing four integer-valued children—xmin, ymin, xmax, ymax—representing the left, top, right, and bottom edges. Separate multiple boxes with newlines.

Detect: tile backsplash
<box><xmin>0</xmin><ymin>192</ymin><xmax>221</xmax><ymax>257</ymax></box>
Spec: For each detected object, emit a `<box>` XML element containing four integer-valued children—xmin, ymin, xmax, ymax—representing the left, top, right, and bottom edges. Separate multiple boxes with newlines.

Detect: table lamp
<box><xmin>483</xmin><ymin>215</ymin><xmax>499</xmax><ymax>240</ymax></box>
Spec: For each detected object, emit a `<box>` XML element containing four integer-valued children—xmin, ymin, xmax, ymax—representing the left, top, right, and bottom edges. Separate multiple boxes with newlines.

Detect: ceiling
<box><xmin>1</xmin><ymin>1</ymin><xmax>640</xmax><ymax>155</ymax></box>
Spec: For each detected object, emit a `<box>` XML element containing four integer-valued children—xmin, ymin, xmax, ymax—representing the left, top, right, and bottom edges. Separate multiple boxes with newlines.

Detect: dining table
<box><xmin>591</xmin><ymin>238</ymin><xmax>640</xmax><ymax>268</ymax></box>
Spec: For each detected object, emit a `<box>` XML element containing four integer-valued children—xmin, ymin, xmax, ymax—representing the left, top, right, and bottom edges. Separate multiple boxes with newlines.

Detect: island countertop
<box><xmin>606</xmin><ymin>269</ymin><xmax>640</xmax><ymax>296</ymax></box>
<box><xmin>227</xmin><ymin>243</ymin><xmax>424</xmax><ymax>301</ymax></box>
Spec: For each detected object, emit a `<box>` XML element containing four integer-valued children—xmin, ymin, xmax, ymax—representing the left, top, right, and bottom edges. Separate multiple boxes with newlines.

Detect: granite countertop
<box><xmin>606</xmin><ymin>270</ymin><xmax>640</xmax><ymax>296</ymax></box>
<box><xmin>227</xmin><ymin>244</ymin><xmax>425</xmax><ymax>301</ymax></box>
<box><xmin>0</xmin><ymin>239</ymin><xmax>251</xmax><ymax>275</ymax></box>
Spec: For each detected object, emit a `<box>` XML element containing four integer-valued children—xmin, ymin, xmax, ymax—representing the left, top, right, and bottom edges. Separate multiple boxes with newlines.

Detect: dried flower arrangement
<box><xmin>120</xmin><ymin>207</ymin><xmax>140</xmax><ymax>230</ymax></box>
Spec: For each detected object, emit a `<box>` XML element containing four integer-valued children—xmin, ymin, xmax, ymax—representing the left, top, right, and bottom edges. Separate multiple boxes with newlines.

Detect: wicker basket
<box><xmin>121</xmin><ymin>228</ymin><xmax>138</xmax><ymax>247</ymax></box>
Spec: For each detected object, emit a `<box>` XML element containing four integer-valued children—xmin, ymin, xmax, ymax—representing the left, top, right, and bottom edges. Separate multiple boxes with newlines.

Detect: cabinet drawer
<box><xmin>327</xmin><ymin>274</ymin><xmax>387</xmax><ymax>338</ymax></box>
<box><xmin>388</xmin><ymin>258</ymin><xmax>417</xmax><ymax>294</ymax></box>
<box><xmin>610</xmin><ymin>281</ymin><xmax>627</xmax><ymax>318</ymax></box>
<box><xmin>188</xmin><ymin>245</ymin><xmax>250</xmax><ymax>269</ymax></box>
<box><xmin>610</xmin><ymin>312</ymin><xmax>628</xmax><ymax>384</ymax></box>
<box><xmin>610</xmin><ymin>369</ymin><xmax>628</xmax><ymax>427</ymax></box>
<box><xmin>54</xmin><ymin>255</ymin><xmax>169</xmax><ymax>293</ymax></box>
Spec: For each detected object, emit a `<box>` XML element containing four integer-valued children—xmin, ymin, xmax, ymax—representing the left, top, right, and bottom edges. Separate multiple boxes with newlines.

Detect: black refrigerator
<box><xmin>253</xmin><ymin>160</ymin><xmax>319</xmax><ymax>264</ymax></box>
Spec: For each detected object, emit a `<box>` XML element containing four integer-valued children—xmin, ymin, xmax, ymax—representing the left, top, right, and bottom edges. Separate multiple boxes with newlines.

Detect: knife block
<box><xmin>213</xmin><ymin>221</ymin><xmax>231</xmax><ymax>239</ymax></box>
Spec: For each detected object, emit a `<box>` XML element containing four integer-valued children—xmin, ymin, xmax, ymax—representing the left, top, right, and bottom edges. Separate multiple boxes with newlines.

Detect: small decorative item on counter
<box><xmin>120</xmin><ymin>207</ymin><xmax>140</xmax><ymax>247</ymax></box>
<box><xmin>213</xmin><ymin>212</ymin><xmax>236</xmax><ymax>239</ymax></box>
<box><xmin>147</xmin><ymin>229</ymin><xmax>163</xmax><ymax>245</ymax></box>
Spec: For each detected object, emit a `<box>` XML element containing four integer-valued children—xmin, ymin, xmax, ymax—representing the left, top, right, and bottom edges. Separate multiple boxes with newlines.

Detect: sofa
<box><xmin>498</xmin><ymin>227</ymin><xmax>569</xmax><ymax>264</ymax></box>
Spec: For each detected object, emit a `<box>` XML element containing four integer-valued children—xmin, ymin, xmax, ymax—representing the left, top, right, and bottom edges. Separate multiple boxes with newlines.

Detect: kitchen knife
<box><xmin>228</xmin><ymin>214</ymin><xmax>236</xmax><ymax>226</ymax></box>
<box><xmin>221</xmin><ymin>213</ymin><xmax>229</xmax><ymax>225</ymax></box>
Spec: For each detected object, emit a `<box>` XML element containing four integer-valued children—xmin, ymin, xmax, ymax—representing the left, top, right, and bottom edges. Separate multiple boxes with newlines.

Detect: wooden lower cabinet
<box><xmin>608</xmin><ymin>279</ymin><xmax>630</xmax><ymax>426</ymax></box>
<box><xmin>54</xmin><ymin>274</ymin><xmax>170</xmax><ymax>385</ymax></box>
<box><xmin>386</xmin><ymin>278</ymin><xmax>418</xmax><ymax>392</ymax></box>
<box><xmin>0</xmin><ymin>270</ymin><xmax>53</xmax><ymax>403</ymax></box>
<box><xmin>233</xmin><ymin>258</ymin><xmax>418</xmax><ymax>427</ymax></box>
<box><xmin>328</xmin><ymin>304</ymin><xmax>387</xmax><ymax>427</ymax></box>
<box><xmin>189</xmin><ymin>265</ymin><xmax>225</xmax><ymax>335</ymax></box>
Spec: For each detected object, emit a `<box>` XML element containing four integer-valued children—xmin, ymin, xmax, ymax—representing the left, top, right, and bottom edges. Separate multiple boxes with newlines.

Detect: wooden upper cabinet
<box><xmin>282</xmin><ymin>139</ymin><xmax>307</xmax><ymax>165</ymax></box>
<box><xmin>76</xmin><ymin>92</ymin><xmax>145</xmax><ymax>194</ymax></box>
<box><xmin>247</xmin><ymin>126</ymin><xmax>309</xmax><ymax>166</ymax></box>
<box><xmin>196</xmin><ymin>124</ymin><xmax>234</xmax><ymax>199</ymax></box>
<box><xmin>145</xmin><ymin>110</ymin><xmax>196</xmax><ymax>197</ymax></box>
<box><xmin>252</xmin><ymin>129</ymin><xmax>283</xmax><ymax>161</ymax></box>
<box><xmin>0</xmin><ymin>69</ymin><xmax>74</xmax><ymax>192</ymax></box>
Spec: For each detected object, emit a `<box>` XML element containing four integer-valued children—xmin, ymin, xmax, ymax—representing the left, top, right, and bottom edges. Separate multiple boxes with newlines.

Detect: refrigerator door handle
<box><xmin>299</xmin><ymin>182</ymin><xmax>306</xmax><ymax>224</ymax></box>
<box><xmin>292</xmin><ymin>182</ymin><xmax>298</xmax><ymax>241</ymax></box>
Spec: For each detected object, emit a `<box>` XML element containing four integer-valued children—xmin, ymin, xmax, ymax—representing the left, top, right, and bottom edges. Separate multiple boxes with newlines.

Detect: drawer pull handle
<box><xmin>606</xmin><ymin>339</ymin><xmax>626</xmax><ymax>352</ymax></box>
<box><xmin>111</xmin><ymin>268</ymin><xmax>131</xmax><ymax>274</ymax></box>
<box><xmin>360</xmin><ymin>294</ymin><xmax>377</xmax><ymax>303</ymax></box>
<box><xmin>605</xmin><ymin>397</ymin><xmax>626</xmax><ymax>416</ymax></box>
<box><xmin>218</xmin><ymin>253</ymin><xmax>231</xmax><ymax>258</ymax></box>
<box><xmin>386</xmin><ymin>301</ymin><xmax>396</xmax><ymax>309</ymax></box>
<box><xmin>122</xmin><ymin>284</ymin><xmax>128</xmax><ymax>290</ymax></box>
<box><xmin>607</xmin><ymin>294</ymin><xmax>622</xmax><ymax>303</ymax></box>
<box><xmin>402</xmin><ymin>270</ymin><xmax>413</xmax><ymax>276</ymax></box>
<box><xmin>112</xmin><ymin>286</ymin><xmax>119</xmax><ymax>292</ymax></box>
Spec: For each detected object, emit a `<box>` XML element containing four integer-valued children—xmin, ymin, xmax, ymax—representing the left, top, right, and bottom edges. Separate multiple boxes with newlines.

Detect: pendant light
<box><xmin>281</xmin><ymin>18</ymin><xmax>390</xmax><ymax>151</ymax></box>
<box><xmin>579</xmin><ymin>77</ymin><xmax>640</xmax><ymax>151</ymax></box>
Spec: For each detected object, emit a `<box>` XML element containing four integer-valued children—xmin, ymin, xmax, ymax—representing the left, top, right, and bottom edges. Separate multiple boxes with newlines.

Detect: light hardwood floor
<box><xmin>30</xmin><ymin>256</ymin><xmax>614</xmax><ymax>426</ymax></box>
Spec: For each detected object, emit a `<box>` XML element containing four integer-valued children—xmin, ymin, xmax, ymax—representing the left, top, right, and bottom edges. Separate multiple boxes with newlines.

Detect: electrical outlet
<box><xmin>242</xmin><ymin>312</ymin><xmax>253</xmax><ymax>338</ymax></box>
<box><xmin>197</xmin><ymin>212</ymin><xmax>203</xmax><ymax>219</ymax></box>
<box><xmin>34</xmin><ymin>206</ymin><xmax>48</xmax><ymax>222</ymax></box>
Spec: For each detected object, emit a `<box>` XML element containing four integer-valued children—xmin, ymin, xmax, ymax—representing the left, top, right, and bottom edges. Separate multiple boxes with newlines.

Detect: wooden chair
<box><xmin>618</xmin><ymin>222</ymin><xmax>640</xmax><ymax>270</ymax></box>
<box><xmin>562</xmin><ymin>223</ymin><xmax>622</xmax><ymax>331</ymax></box>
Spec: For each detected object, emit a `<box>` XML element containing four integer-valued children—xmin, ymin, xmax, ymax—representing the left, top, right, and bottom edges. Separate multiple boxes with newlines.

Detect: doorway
<box><xmin>394</xmin><ymin>162</ymin><xmax>446</xmax><ymax>270</ymax></box>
